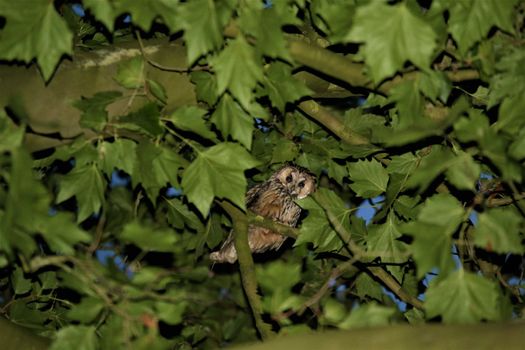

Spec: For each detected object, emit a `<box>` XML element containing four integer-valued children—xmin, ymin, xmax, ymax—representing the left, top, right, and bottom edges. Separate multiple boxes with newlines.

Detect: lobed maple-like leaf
<box><xmin>0</xmin><ymin>0</ymin><xmax>73</xmax><ymax>80</ymax></box>
<box><xmin>181</xmin><ymin>142</ymin><xmax>260</xmax><ymax>216</ymax></box>
<box><xmin>426</xmin><ymin>269</ymin><xmax>503</xmax><ymax>323</ymax></box>
<box><xmin>345</xmin><ymin>1</ymin><xmax>437</xmax><ymax>83</ymax></box>
<box><xmin>211</xmin><ymin>94</ymin><xmax>254</xmax><ymax>149</ymax></box>
<box><xmin>212</xmin><ymin>36</ymin><xmax>264</xmax><ymax>110</ymax></box>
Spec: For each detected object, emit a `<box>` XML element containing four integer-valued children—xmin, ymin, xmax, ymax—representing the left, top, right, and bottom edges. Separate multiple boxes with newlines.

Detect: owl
<box><xmin>209</xmin><ymin>164</ymin><xmax>316</xmax><ymax>264</ymax></box>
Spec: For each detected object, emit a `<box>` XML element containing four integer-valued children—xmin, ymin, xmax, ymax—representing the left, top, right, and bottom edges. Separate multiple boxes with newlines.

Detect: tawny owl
<box><xmin>209</xmin><ymin>164</ymin><xmax>316</xmax><ymax>264</ymax></box>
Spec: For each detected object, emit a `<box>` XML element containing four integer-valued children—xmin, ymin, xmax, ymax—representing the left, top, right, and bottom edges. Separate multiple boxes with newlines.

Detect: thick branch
<box><xmin>234</xmin><ymin>321</ymin><xmax>525</xmax><ymax>350</ymax></box>
<box><xmin>298</xmin><ymin>100</ymin><xmax>371</xmax><ymax>146</ymax></box>
<box><xmin>287</xmin><ymin>37</ymin><xmax>479</xmax><ymax>94</ymax></box>
<box><xmin>0</xmin><ymin>318</ymin><xmax>50</xmax><ymax>350</ymax></box>
<box><xmin>218</xmin><ymin>201</ymin><xmax>273</xmax><ymax>340</ymax></box>
<box><xmin>288</xmin><ymin>39</ymin><xmax>371</xmax><ymax>88</ymax></box>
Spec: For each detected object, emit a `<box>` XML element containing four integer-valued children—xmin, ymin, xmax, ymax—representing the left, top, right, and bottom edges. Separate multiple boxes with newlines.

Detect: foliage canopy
<box><xmin>0</xmin><ymin>0</ymin><xmax>524</xmax><ymax>348</ymax></box>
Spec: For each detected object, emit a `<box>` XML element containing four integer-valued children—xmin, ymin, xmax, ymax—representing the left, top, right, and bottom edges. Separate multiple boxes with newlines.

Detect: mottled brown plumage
<box><xmin>209</xmin><ymin>164</ymin><xmax>316</xmax><ymax>264</ymax></box>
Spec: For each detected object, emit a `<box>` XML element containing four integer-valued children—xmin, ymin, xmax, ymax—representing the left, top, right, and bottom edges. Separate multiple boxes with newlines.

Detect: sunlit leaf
<box><xmin>348</xmin><ymin>159</ymin><xmax>389</xmax><ymax>198</ymax></box>
<box><xmin>474</xmin><ymin>208</ymin><xmax>524</xmax><ymax>254</ymax></box>
<box><xmin>0</xmin><ymin>0</ymin><xmax>73</xmax><ymax>80</ymax></box>
<box><xmin>426</xmin><ymin>269</ymin><xmax>502</xmax><ymax>323</ymax></box>
<box><xmin>345</xmin><ymin>2</ymin><xmax>437</xmax><ymax>82</ymax></box>
<box><xmin>56</xmin><ymin>164</ymin><xmax>105</xmax><ymax>223</ymax></box>
<box><xmin>212</xmin><ymin>35</ymin><xmax>264</xmax><ymax>109</ymax></box>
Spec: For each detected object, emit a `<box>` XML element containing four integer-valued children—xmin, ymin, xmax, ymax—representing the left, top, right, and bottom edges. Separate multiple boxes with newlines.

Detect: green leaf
<box><xmin>509</xmin><ymin>128</ymin><xmax>525</xmax><ymax>160</ymax></box>
<box><xmin>262</xmin><ymin>62</ymin><xmax>312</xmax><ymax>112</ymax></box>
<box><xmin>168</xmin><ymin>106</ymin><xmax>217</xmax><ymax>141</ymax></box>
<box><xmin>327</xmin><ymin>160</ymin><xmax>347</xmax><ymax>184</ymax></box>
<box><xmin>120</xmin><ymin>221</ymin><xmax>178</xmax><ymax>252</ymax></box>
<box><xmin>403</xmin><ymin>221</ymin><xmax>455</xmax><ymax>278</ymax></box>
<box><xmin>295</xmin><ymin>189</ymin><xmax>350</xmax><ymax>253</ymax></box>
<box><xmin>114</xmin><ymin>56</ymin><xmax>144</xmax><ymax>89</ymax></box>
<box><xmin>257</xmin><ymin>260</ymin><xmax>301</xmax><ymax>293</ymax></box>
<box><xmin>0</xmin><ymin>149</ymin><xmax>48</xmax><ymax>256</ymax></box>
<box><xmin>146</xmin><ymin>79</ymin><xmax>167</xmax><ymax>105</ymax></box>
<box><xmin>426</xmin><ymin>269</ymin><xmax>502</xmax><ymax>323</ymax></box>
<box><xmin>165</xmin><ymin>198</ymin><xmax>204</xmax><ymax>231</ymax></box>
<box><xmin>338</xmin><ymin>302</ymin><xmax>395</xmax><ymax>329</ymax></box>
<box><xmin>178</xmin><ymin>0</ymin><xmax>235</xmax><ymax>64</ymax></box>
<box><xmin>388</xmin><ymin>80</ymin><xmax>424</xmax><ymax>129</ymax></box>
<box><xmin>474</xmin><ymin>208</ymin><xmax>524</xmax><ymax>254</ymax></box>
<box><xmin>181</xmin><ymin>143</ymin><xmax>259</xmax><ymax>216</ymax></box>
<box><xmin>343</xmin><ymin>109</ymin><xmax>386</xmax><ymax>139</ymax></box>
<box><xmin>355</xmin><ymin>273</ymin><xmax>385</xmax><ymax>301</ymax></box>
<box><xmin>118</xmin><ymin>103</ymin><xmax>164</xmax><ymax>137</ymax></box>
<box><xmin>348</xmin><ymin>159</ymin><xmax>389</xmax><ymax>198</ymax></box>
<box><xmin>56</xmin><ymin>164</ymin><xmax>105</xmax><ymax>223</ymax></box>
<box><xmin>367</xmin><ymin>212</ymin><xmax>407</xmax><ymax>265</ymax></box>
<box><xmin>156</xmin><ymin>300</ymin><xmax>188</xmax><ymax>325</ymax></box>
<box><xmin>418</xmin><ymin>193</ymin><xmax>465</xmax><ymax>234</ymax></box>
<box><xmin>489</xmin><ymin>48</ymin><xmax>525</xmax><ymax>106</ymax></box>
<box><xmin>419</xmin><ymin>70</ymin><xmax>452</xmax><ymax>103</ymax></box>
<box><xmin>387</xmin><ymin>153</ymin><xmax>418</xmax><ymax>175</ymax></box>
<box><xmin>12</xmin><ymin>266</ymin><xmax>32</xmax><ymax>295</ymax></box>
<box><xmin>323</xmin><ymin>298</ymin><xmax>347</xmax><ymax>324</ymax></box>
<box><xmin>37</xmin><ymin>212</ymin><xmax>91</xmax><ymax>254</ymax></box>
<box><xmin>66</xmin><ymin>297</ymin><xmax>105</xmax><ymax>323</ymax></box>
<box><xmin>74</xmin><ymin>91</ymin><xmax>122</xmax><ymax>132</ymax></box>
<box><xmin>84</xmin><ymin>0</ymin><xmax>115</xmax><ymax>30</ymax></box>
<box><xmin>403</xmin><ymin>194</ymin><xmax>464</xmax><ymax>277</ymax></box>
<box><xmin>113</xmin><ymin>0</ymin><xmax>179</xmax><ymax>31</ymax></box>
<box><xmin>133</xmin><ymin>142</ymin><xmax>183</xmax><ymax>201</ymax></box>
<box><xmin>190</xmin><ymin>71</ymin><xmax>219</xmax><ymax>106</ymax></box>
<box><xmin>0</xmin><ymin>109</ymin><xmax>24</xmax><ymax>152</ymax></box>
<box><xmin>50</xmin><ymin>325</ymin><xmax>97</xmax><ymax>350</ymax></box>
<box><xmin>405</xmin><ymin>146</ymin><xmax>454</xmax><ymax>191</ymax></box>
<box><xmin>345</xmin><ymin>2</ymin><xmax>437</xmax><ymax>82</ymax></box>
<box><xmin>447</xmin><ymin>0</ymin><xmax>518</xmax><ymax>55</ymax></box>
<box><xmin>0</xmin><ymin>0</ymin><xmax>73</xmax><ymax>80</ymax></box>
<box><xmin>445</xmin><ymin>152</ymin><xmax>480</xmax><ymax>190</ymax></box>
<box><xmin>99</xmin><ymin>139</ymin><xmax>137</xmax><ymax>176</ymax></box>
<box><xmin>212</xmin><ymin>35</ymin><xmax>264</xmax><ymax>109</ymax></box>
<box><xmin>211</xmin><ymin>94</ymin><xmax>254</xmax><ymax>149</ymax></box>
<box><xmin>311</xmin><ymin>0</ymin><xmax>355</xmax><ymax>42</ymax></box>
<box><xmin>239</xmin><ymin>6</ymin><xmax>293</xmax><ymax>61</ymax></box>
<box><xmin>495</xmin><ymin>95</ymin><xmax>525</xmax><ymax>136</ymax></box>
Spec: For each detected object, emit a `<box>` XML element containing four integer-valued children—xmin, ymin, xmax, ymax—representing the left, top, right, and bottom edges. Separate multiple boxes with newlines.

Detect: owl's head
<box><xmin>273</xmin><ymin>164</ymin><xmax>316</xmax><ymax>199</ymax></box>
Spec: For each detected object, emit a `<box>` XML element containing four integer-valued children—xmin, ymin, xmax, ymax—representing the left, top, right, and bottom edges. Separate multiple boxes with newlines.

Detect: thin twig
<box><xmin>314</xmin><ymin>193</ymin><xmax>424</xmax><ymax>310</ymax></box>
<box><xmin>135</xmin><ymin>30</ymin><xmax>208</xmax><ymax>73</ymax></box>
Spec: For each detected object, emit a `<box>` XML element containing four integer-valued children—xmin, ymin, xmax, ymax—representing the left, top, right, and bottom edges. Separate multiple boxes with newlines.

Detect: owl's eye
<box><xmin>286</xmin><ymin>175</ymin><xmax>293</xmax><ymax>183</ymax></box>
<box><xmin>298</xmin><ymin>181</ymin><xmax>305</xmax><ymax>188</ymax></box>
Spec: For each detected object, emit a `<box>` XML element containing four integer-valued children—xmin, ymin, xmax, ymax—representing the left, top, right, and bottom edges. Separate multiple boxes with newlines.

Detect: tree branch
<box><xmin>217</xmin><ymin>201</ymin><xmax>273</xmax><ymax>340</ymax></box>
<box><xmin>287</xmin><ymin>38</ymin><xmax>371</xmax><ymax>89</ymax></box>
<box><xmin>298</xmin><ymin>100</ymin><xmax>371</xmax><ymax>146</ymax></box>
<box><xmin>247</xmin><ymin>211</ymin><xmax>300</xmax><ymax>239</ymax></box>
<box><xmin>287</xmin><ymin>37</ymin><xmax>480</xmax><ymax>94</ymax></box>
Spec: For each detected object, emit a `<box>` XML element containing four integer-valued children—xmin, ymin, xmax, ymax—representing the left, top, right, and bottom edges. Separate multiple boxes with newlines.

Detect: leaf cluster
<box><xmin>0</xmin><ymin>0</ymin><xmax>524</xmax><ymax>348</ymax></box>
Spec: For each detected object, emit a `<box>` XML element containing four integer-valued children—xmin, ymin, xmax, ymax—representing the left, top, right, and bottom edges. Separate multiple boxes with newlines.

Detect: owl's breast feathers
<box><xmin>246</xmin><ymin>182</ymin><xmax>301</xmax><ymax>227</ymax></box>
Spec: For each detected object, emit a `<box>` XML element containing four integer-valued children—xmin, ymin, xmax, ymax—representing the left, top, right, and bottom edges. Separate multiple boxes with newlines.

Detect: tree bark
<box><xmin>234</xmin><ymin>321</ymin><xmax>525</xmax><ymax>350</ymax></box>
